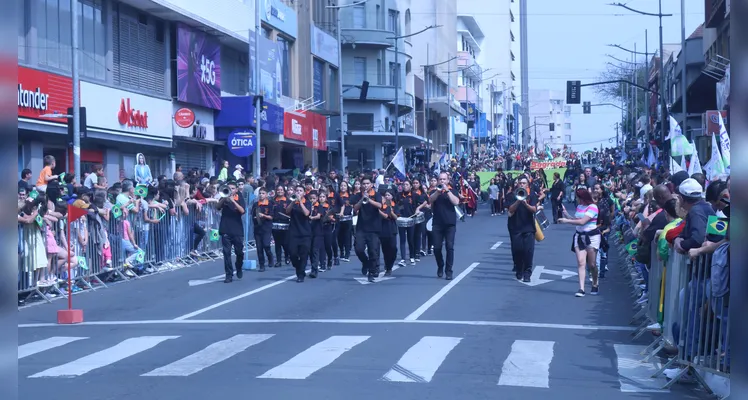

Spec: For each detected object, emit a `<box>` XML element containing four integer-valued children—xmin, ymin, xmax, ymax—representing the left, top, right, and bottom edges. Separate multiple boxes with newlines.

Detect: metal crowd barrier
<box><xmin>614</xmin><ymin>214</ymin><xmax>730</xmax><ymax>397</ymax></box>
<box><xmin>18</xmin><ymin>202</ymin><xmax>224</xmax><ymax>305</ymax></box>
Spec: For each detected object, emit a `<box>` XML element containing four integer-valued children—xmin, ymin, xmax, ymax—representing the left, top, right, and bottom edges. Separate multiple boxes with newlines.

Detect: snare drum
<box><xmin>272</xmin><ymin>223</ymin><xmax>290</xmax><ymax>231</ymax></box>
<box><xmin>413</xmin><ymin>212</ymin><xmax>426</xmax><ymax>224</ymax></box>
<box><xmin>426</xmin><ymin>218</ymin><xmax>433</xmax><ymax>232</ymax></box>
<box><xmin>339</xmin><ymin>214</ymin><xmax>353</xmax><ymax>222</ymax></box>
<box><xmin>396</xmin><ymin>217</ymin><xmax>415</xmax><ymax>228</ymax></box>
<box><xmin>535</xmin><ymin>210</ymin><xmax>550</xmax><ymax>230</ymax></box>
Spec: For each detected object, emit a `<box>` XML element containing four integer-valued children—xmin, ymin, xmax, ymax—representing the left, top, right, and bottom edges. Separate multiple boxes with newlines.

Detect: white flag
<box><xmin>687</xmin><ymin>143</ymin><xmax>702</xmax><ymax>175</ymax></box>
<box><xmin>704</xmin><ymin>133</ymin><xmax>726</xmax><ymax>181</ymax></box>
<box><xmin>717</xmin><ymin>112</ymin><xmax>730</xmax><ymax>168</ymax></box>
<box><xmin>680</xmin><ymin>154</ymin><xmax>687</xmax><ymax>172</ymax></box>
<box><xmin>391</xmin><ymin>146</ymin><xmax>407</xmax><ymax>178</ymax></box>
<box><xmin>670</xmin><ymin>157</ymin><xmax>683</xmax><ymax>174</ymax></box>
<box><xmin>666</xmin><ymin>115</ymin><xmax>682</xmax><ymax>141</ymax></box>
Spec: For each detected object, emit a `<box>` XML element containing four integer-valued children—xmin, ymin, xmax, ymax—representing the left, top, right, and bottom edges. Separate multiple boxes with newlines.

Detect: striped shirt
<box><xmin>575</xmin><ymin>204</ymin><xmax>599</xmax><ymax>232</ymax></box>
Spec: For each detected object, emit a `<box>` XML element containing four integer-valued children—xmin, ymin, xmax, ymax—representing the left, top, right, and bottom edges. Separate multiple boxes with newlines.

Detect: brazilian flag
<box><xmin>134</xmin><ymin>184</ymin><xmax>149</xmax><ymax>197</ymax></box>
<box><xmin>111</xmin><ymin>205</ymin><xmax>123</xmax><ymax>219</ymax></box>
<box><xmin>625</xmin><ymin>240</ymin><xmax>638</xmax><ymax>256</ymax></box>
<box><xmin>209</xmin><ymin>229</ymin><xmax>220</xmax><ymax>242</ymax></box>
<box><xmin>706</xmin><ymin>215</ymin><xmax>728</xmax><ymax>236</ymax></box>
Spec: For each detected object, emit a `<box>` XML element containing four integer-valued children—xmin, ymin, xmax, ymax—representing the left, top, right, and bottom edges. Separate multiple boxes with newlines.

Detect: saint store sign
<box><xmin>117</xmin><ymin>98</ymin><xmax>149</xmax><ymax>129</ymax></box>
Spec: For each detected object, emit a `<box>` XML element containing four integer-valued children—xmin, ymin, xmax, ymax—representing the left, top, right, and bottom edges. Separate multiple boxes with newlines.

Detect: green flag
<box><xmin>706</xmin><ymin>215</ymin><xmax>728</xmax><ymax>236</ymax></box>
<box><xmin>134</xmin><ymin>184</ymin><xmax>148</xmax><ymax>197</ymax></box>
<box><xmin>625</xmin><ymin>240</ymin><xmax>638</xmax><ymax>256</ymax></box>
<box><xmin>111</xmin><ymin>205</ymin><xmax>123</xmax><ymax>219</ymax></box>
<box><xmin>209</xmin><ymin>229</ymin><xmax>220</xmax><ymax>241</ymax></box>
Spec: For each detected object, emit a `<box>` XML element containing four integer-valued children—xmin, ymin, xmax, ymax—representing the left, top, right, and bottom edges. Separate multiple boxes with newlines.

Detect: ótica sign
<box><xmin>228</xmin><ymin>130</ymin><xmax>256</xmax><ymax>157</ymax></box>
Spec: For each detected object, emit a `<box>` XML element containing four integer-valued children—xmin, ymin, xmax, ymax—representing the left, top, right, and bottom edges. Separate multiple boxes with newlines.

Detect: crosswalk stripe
<box><xmin>28</xmin><ymin>336</ymin><xmax>179</xmax><ymax>378</ymax></box>
<box><xmin>142</xmin><ymin>334</ymin><xmax>274</xmax><ymax>377</ymax></box>
<box><xmin>613</xmin><ymin>344</ymin><xmax>670</xmax><ymax>393</ymax></box>
<box><xmin>497</xmin><ymin>340</ymin><xmax>555</xmax><ymax>388</ymax></box>
<box><xmin>381</xmin><ymin>336</ymin><xmax>462</xmax><ymax>383</ymax></box>
<box><xmin>257</xmin><ymin>335</ymin><xmax>370</xmax><ymax>380</ymax></box>
<box><xmin>19</xmin><ymin>337</ymin><xmax>88</xmax><ymax>360</ymax></box>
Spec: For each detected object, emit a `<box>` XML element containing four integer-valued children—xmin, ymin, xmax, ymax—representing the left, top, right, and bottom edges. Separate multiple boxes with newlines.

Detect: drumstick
<box><xmin>279</xmin><ymin>212</ymin><xmax>291</xmax><ymax>219</ymax></box>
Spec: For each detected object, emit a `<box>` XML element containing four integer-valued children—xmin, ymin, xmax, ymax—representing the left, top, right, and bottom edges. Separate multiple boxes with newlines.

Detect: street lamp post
<box><xmin>71</xmin><ymin>0</ymin><xmax>81</xmax><ymax>176</ymax></box>
<box><xmin>327</xmin><ymin>0</ymin><xmax>369</xmax><ymax>172</ymax></box>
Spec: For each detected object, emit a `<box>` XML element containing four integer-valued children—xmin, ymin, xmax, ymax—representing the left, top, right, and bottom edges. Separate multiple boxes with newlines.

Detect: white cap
<box><xmin>678</xmin><ymin>178</ymin><xmax>702</xmax><ymax>199</ymax></box>
<box><xmin>235</xmin><ymin>164</ymin><xmax>244</xmax><ymax>170</ymax></box>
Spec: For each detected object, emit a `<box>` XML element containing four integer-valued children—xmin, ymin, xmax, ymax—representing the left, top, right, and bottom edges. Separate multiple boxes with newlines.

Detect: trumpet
<box><xmin>218</xmin><ymin>185</ymin><xmax>232</xmax><ymax>198</ymax></box>
<box><xmin>362</xmin><ymin>196</ymin><xmax>370</xmax><ymax>204</ymax></box>
<box><xmin>289</xmin><ymin>194</ymin><xmax>299</xmax><ymax>203</ymax></box>
<box><xmin>515</xmin><ymin>188</ymin><xmax>527</xmax><ymax>201</ymax></box>
<box><xmin>437</xmin><ymin>184</ymin><xmax>446</xmax><ymax>191</ymax></box>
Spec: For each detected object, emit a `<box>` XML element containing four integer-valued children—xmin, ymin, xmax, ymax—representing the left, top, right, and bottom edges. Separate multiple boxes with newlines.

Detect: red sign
<box><xmin>283</xmin><ymin>111</ymin><xmax>328</xmax><ymax>150</ymax></box>
<box><xmin>705</xmin><ymin>110</ymin><xmax>727</xmax><ymax>136</ymax></box>
<box><xmin>117</xmin><ymin>98</ymin><xmax>149</xmax><ymax>129</ymax></box>
<box><xmin>174</xmin><ymin>107</ymin><xmax>195</xmax><ymax>128</ymax></box>
<box><xmin>17</xmin><ymin>66</ymin><xmax>74</xmax><ymax>122</ymax></box>
<box><xmin>530</xmin><ymin>160</ymin><xmax>567</xmax><ymax>170</ymax></box>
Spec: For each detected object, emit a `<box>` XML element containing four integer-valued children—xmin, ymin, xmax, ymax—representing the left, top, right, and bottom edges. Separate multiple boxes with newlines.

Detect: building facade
<box><xmin>527</xmin><ymin>89</ymin><xmax>571</xmax><ymax>151</ymax></box>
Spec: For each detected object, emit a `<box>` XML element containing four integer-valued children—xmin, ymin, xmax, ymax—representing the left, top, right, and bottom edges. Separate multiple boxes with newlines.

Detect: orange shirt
<box><xmin>36</xmin><ymin>166</ymin><xmax>52</xmax><ymax>186</ymax></box>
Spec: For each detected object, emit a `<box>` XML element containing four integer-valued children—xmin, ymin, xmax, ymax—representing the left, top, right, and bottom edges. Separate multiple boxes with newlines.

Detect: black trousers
<box><xmin>551</xmin><ymin>198</ymin><xmax>563</xmax><ymax>222</ymax></box>
<box><xmin>192</xmin><ymin>223</ymin><xmax>206</xmax><ymax>251</ymax></box>
<box><xmin>510</xmin><ymin>231</ymin><xmax>535</xmax><ymax>277</ymax></box>
<box><xmin>354</xmin><ymin>231</ymin><xmax>380</xmax><ymax>277</ymax></box>
<box><xmin>221</xmin><ymin>233</ymin><xmax>244</xmax><ymax>277</ymax></box>
<box><xmin>330</xmin><ymin>223</ymin><xmax>339</xmax><ymax>258</ymax></box>
<box><xmin>337</xmin><ymin>221</ymin><xmax>352</xmax><ymax>258</ymax></box>
<box><xmin>311</xmin><ymin>228</ymin><xmax>334</xmax><ymax>269</ymax></box>
<box><xmin>272</xmin><ymin>229</ymin><xmax>289</xmax><ymax>262</ymax></box>
<box><xmin>432</xmin><ymin>224</ymin><xmax>456</xmax><ymax>274</ymax></box>
<box><xmin>254</xmin><ymin>230</ymin><xmax>274</xmax><ymax>268</ymax></box>
<box><xmin>413</xmin><ymin>223</ymin><xmax>424</xmax><ymax>256</ymax></box>
<box><xmin>380</xmin><ymin>235</ymin><xmax>398</xmax><ymax>271</ymax></box>
<box><xmin>288</xmin><ymin>236</ymin><xmax>311</xmax><ymax>279</ymax></box>
<box><xmin>490</xmin><ymin>199</ymin><xmax>500</xmax><ymax>214</ymax></box>
<box><xmin>398</xmin><ymin>225</ymin><xmax>415</xmax><ymax>260</ymax></box>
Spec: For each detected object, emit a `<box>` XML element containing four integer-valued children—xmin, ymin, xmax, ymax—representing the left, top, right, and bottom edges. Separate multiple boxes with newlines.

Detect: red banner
<box><xmin>18</xmin><ymin>66</ymin><xmax>75</xmax><ymax>122</ymax></box>
<box><xmin>283</xmin><ymin>111</ymin><xmax>327</xmax><ymax>150</ymax></box>
<box><xmin>530</xmin><ymin>160</ymin><xmax>567</xmax><ymax>170</ymax></box>
<box><xmin>705</xmin><ymin>110</ymin><xmax>727</xmax><ymax>136</ymax></box>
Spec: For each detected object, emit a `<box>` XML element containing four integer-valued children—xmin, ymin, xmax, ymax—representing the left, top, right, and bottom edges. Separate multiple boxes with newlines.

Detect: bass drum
<box><xmin>352</xmin><ymin>215</ymin><xmax>358</xmax><ymax>226</ymax></box>
<box><xmin>426</xmin><ymin>218</ymin><xmax>433</xmax><ymax>232</ymax></box>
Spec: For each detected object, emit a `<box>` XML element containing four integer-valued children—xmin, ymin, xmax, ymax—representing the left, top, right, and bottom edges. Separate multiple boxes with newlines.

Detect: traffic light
<box><xmin>549</xmin><ymin>122</ymin><xmax>555</xmax><ymax>131</ymax></box>
<box><xmin>66</xmin><ymin>107</ymin><xmax>87</xmax><ymax>147</ymax></box>
<box><xmin>566</xmin><ymin>80</ymin><xmax>581</xmax><ymax>104</ymax></box>
<box><xmin>583</xmin><ymin>101</ymin><xmax>591</xmax><ymax>114</ymax></box>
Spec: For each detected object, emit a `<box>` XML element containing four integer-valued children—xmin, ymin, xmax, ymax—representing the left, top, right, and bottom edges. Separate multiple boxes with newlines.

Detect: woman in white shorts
<box><xmin>559</xmin><ymin>188</ymin><xmax>601</xmax><ymax>297</ymax></box>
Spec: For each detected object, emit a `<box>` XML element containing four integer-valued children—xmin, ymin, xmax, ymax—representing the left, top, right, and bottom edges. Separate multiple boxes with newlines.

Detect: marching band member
<box><xmin>506</xmin><ymin>175</ymin><xmax>539</xmax><ymax>282</ymax></box>
<box><xmin>352</xmin><ymin>176</ymin><xmax>383</xmax><ymax>283</ymax></box>
<box><xmin>411</xmin><ymin>179</ymin><xmax>428</xmax><ymax>261</ymax></box>
<box><xmin>271</xmin><ymin>186</ymin><xmax>291</xmax><ymax>266</ymax></box>
<box><xmin>311</xmin><ymin>191</ymin><xmax>336</xmax><ymax>273</ymax></box>
<box><xmin>217</xmin><ymin>180</ymin><xmax>246</xmax><ymax>283</ymax></box>
<box><xmin>397</xmin><ymin>180</ymin><xmax>417</xmax><ymax>266</ymax></box>
<box><xmin>379</xmin><ymin>191</ymin><xmax>399</xmax><ymax>276</ymax></box>
<box><xmin>326</xmin><ymin>183</ymin><xmax>341</xmax><ymax>266</ymax></box>
<box><xmin>337</xmin><ymin>181</ymin><xmax>354</xmax><ymax>262</ymax></box>
<box><xmin>429</xmin><ymin>172</ymin><xmax>461</xmax><ymax>280</ymax></box>
<box><xmin>286</xmin><ymin>185</ymin><xmax>311</xmax><ymax>283</ymax></box>
<box><xmin>252</xmin><ymin>187</ymin><xmax>274</xmax><ymax>272</ymax></box>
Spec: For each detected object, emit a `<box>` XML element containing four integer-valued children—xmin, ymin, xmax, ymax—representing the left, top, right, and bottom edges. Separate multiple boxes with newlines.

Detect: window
<box><xmin>564</xmin><ymin>135</ymin><xmax>572</xmax><ymax>142</ymax></box>
<box><xmin>389</xmin><ymin>62</ymin><xmax>400</xmax><ymax>87</ymax></box>
<box><xmin>376</xmin><ymin>5</ymin><xmax>381</xmax><ymax>29</ymax></box>
<box><xmin>262</xmin><ymin>27</ymin><xmax>272</xmax><ymax>38</ymax></box>
<box><xmin>277</xmin><ymin>36</ymin><xmax>292</xmax><ymax>97</ymax></box>
<box><xmin>377</xmin><ymin>59</ymin><xmax>383</xmax><ymax>84</ymax></box>
<box><xmin>353</xmin><ymin>57</ymin><xmax>366</xmax><ymax>83</ymax></box>
<box><xmin>34</xmin><ymin>0</ymin><xmax>105</xmax><ymax>79</ymax></box>
<box><xmin>18</xmin><ymin>0</ymin><xmax>26</xmax><ymax>61</ymax></box>
<box><xmin>387</xmin><ymin>9</ymin><xmax>398</xmax><ymax>34</ymax></box>
<box><xmin>564</xmin><ymin>123</ymin><xmax>571</xmax><ymax>129</ymax></box>
<box><xmin>348</xmin><ymin>113</ymin><xmax>374</xmax><ymax>131</ymax></box>
<box><xmin>352</xmin><ymin>5</ymin><xmax>365</xmax><ymax>28</ymax></box>
<box><xmin>221</xmin><ymin>46</ymin><xmax>248</xmax><ymax>96</ymax></box>
<box><xmin>564</xmin><ymin>105</ymin><xmax>571</xmax><ymax>117</ymax></box>
<box><xmin>113</xmin><ymin>4</ymin><xmax>166</xmax><ymax>94</ymax></box>
<box><xmin>328</xmin><ymin>67</ymin><xmax>338</xmax><ymax>109</ymax></box>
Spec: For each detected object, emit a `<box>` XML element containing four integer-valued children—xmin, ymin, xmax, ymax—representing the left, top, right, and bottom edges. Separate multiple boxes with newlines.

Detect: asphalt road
<box><xmin>18</xmin><ymin>204</ymin><xmax>709</xmax><ymax>400</ymax></box>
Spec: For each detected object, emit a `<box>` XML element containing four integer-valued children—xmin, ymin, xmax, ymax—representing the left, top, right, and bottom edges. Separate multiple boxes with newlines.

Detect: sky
<box><xmin>524</xmin><ymin>0</ymin><xmax>705</xmax><ymax>151</ymax></box>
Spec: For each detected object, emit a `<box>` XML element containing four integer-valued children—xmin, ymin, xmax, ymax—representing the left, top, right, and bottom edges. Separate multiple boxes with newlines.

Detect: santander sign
<box><xmin>117</xmin><ymin>98</ymin><xmax>148</xmax><ymax>129</ymax></box>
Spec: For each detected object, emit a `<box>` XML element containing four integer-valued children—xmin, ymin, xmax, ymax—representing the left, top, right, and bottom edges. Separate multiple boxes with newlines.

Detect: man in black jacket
<box><xmin>218</xmin><ymin>181</ymin><xmax>246</xmax><ymax>283</ymax></box>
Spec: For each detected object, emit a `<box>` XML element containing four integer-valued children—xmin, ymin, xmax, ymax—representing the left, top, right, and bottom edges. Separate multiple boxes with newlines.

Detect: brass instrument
<box><xmin>218</xmin><ymin>185</ymin><xmax>231</xmax><ymax>198</ymax></box>
<box><xmin>515</xmin><ymin>188</ymin><xmax>527</xmax><ymax>201</ymax></box>
<box><xmin>437</xmin><ymin>184</ymin><xmax>446</xmax><ymax>191</ymax></box>
<box><xmin>362</xmin><ymin>197</ymin><xmax>369</xmax><ymax>204</ymax></box>
<box><xmin>322</xmin><ymin>208</ymin><xmax>336</xmax><ymax>223</ymax></box>
<box><xmin>289</xmin><ymin>194</ymin><xmax>299</xmax><ymax>203</ymax></box>
<box><xmin>254</xmin><ymin>203</ymin><xmax>261</xmax><ymax>221</ymax></box>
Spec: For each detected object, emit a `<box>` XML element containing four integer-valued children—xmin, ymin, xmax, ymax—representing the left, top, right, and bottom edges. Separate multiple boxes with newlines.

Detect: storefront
<box><xmin>171</xmin><ymin>103</ymin><xmax>216</xmax><ymax>175</ymax></box>
<box><xmin>80</xmin><ymin>81</ymin><xmax>174</xmax><ymax>183</ymax></box>
<box><xmin>18</xmin><ymin>66</ymin><xmax>75</xmax><ymax>179</ymax></box>
<box><xmin>214</xmin><ymin>96</ymin><xmax>285</xmax><ymax>174</ymax></box>
<box><xmin>282</xmin><ymin>110</ymin><xmax>327</xmax><ymax>171</ymax></box>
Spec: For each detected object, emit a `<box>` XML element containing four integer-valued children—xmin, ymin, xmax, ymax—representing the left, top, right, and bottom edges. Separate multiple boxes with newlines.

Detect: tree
<box><xmin>594</xmin><ymin>60</ymin><xmax>650</xmax><ymax>139</ymax></box>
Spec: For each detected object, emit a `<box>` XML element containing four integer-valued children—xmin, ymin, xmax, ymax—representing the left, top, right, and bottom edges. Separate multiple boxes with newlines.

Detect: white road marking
<box><xmin>188</xmin><ymin>274</ymin><xmax>226</xmax><ymax>287</ymax></box>
<box><xmin>381</xmin><ymin>336</ymin><xmax>462</xmax><ymax>383</ymax></box>
<box><xmin>29</xmin><ymin>336</ymin><xmax>178</xmax><ymax>378</ymax></box>
<box><xmin>498</xmin><ymin>340</ymin><xmax>555</xmax><ymax>388</ymax></box>
<box><xmin>354</xmin><ymin>264</ymin><xmax>402</xmax><ymax>284</ymax></box>
<box><xmin>613</xmin><ymin>344</ymin><xmax>670</xmax><ymax>393</ymax></box>
<box><xmin>174</xmin><ymin>269</ymin><xmax>311</xmax><ymax>320</ymax></box>
<box><xmin>18</xmin><ymin>319</ymin><xmax>637</xmax><ymax>331</ymax></box>
<box><xmin>257</xmin><ymin>335</ymin><xmax>369</xmax><ymax>379</ymax></box>
<box><xmin>404</xmin><ymin>262</ymin><xmax>480</xmax><ymax>321</ymax></box>
<box><xmin>490</xmin><ymin>241</ymin><xmax>503</xmax><ymax>250</ymax></box>
<box><xmin>142</xmin><ymin>334</ymin><xmax>273</xmax><ymax>377</ymax></box>
<box><xmin>19</xmin><ymin>337</ymin><xmax>88</xmax><ymax>359</ymax></box>
<box><xmin>519</xmin><ymin>266</ymin><xmax>577</xmax><ymax>287</ymax></box>
<box><xmin>539</xmin><ymin>268</ymin><xmax>578</xmax><ymax>279</ymax></box>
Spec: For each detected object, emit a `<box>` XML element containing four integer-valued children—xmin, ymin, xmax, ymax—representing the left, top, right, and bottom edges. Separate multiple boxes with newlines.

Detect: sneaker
<box><xmin>410</xmin><ymin>258</ymin><xmax>415</xmax><ymax>265</ymax></box>
<box><xmin>318</xmin><ymin>266</ymin><xmax>327</xmax><ymax>272</ymax></box>
<box><xmin>415</xmin><ymin>257</ymin><xmax>421</xmax><ymax>262</ymax></box>
<box><xmin>575</xmin><ymin>289</ymin><xmax>586</xmax><ymax>297</ymax></box>
<box><xmin>398</xmin><ymin>260</ymin><xmax>406</xmax><ymax>267</ymax></box>
<box><xmin>647</xmin><ymin>322</ymin><xmax>662</xmax><ymax>331</ymax></box>
<box><xmin>590</xmin><ymin>286</ymin><xmax>599</xmax><ymax>295</ymax></box>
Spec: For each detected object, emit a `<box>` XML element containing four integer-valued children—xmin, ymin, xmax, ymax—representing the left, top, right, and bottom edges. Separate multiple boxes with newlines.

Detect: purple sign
<box><xmin>177</xmin><ymin>24</ymin><xmax>222</xmax><ymax>110</ymax></box>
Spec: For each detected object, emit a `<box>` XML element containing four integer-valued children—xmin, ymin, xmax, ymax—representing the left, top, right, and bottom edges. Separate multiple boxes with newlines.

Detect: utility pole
<box><xmin>447</xmin><ymin>53</ymin><xmax>452</xmax><ymax>155</ymax></box>
<box><xmin>645</xmin><ymin>30</ymin><xmax>649</xmax><ymax>143</ymax></box>
<box><xmin>253</xmin><ymin>0</ymin><xmax>261</xmax><ymax>177</ymax></box>
<box><xmin>615</xmin><ymin>122</ymin><xmax>619</xmax><ymax>148</ymax></box>
<box><xmin>425</xmin><ymin>44</ymin><xmax>430</xmax><ymax>163</ymax></box>
<box><xmin>71</xmin><ymin>0</ymin><xmax>81</xmax><ymax>176</ymax></box>
<box><xmin>519</xmin><ymin>0</ymin><xmax>530</xmax><ymax>149</ymax></box>
<box><xmin>533</xmin><ymin>116</ymin><xmax>538</xmax><ymax>151</ymax></box>
<box><xmin>680</xmin><ymin>0</ymin><xmax>687</xmax><ymax>140</ymax></box>
<box><xmin>335</xmin><ymin>5</ymin><xmax>346</xmax><ymax>171</ymax></box>
<box><xmin>393</xmin><ymin>25</ymin><xmax>400</xmax><ymax>150</ymax></box>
